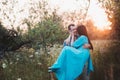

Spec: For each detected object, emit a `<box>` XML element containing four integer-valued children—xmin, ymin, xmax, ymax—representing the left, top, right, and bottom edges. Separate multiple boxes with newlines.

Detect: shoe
<box><xmin>48</xmin><ymin>67</ymin><xmax>52</xmax><ymax>73</ymax></box>
<box><xmin>48</xmin><ymin>69</ymin><xmax>53</xmax><ymax>73</ymax></box>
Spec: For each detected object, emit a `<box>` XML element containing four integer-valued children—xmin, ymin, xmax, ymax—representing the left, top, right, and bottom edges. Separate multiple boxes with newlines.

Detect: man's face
<box><xmin>70</xmin><ymin>26</ymin><xmax>77</xmax><ymax>34</ymax></box>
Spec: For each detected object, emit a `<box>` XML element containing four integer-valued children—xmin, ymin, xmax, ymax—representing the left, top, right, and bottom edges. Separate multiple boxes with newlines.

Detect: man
<box><xmin>63</xmin><ymin>24</ymin><xmax>91</xmax><ymax>80</ymax></box>
<box><xmin>63</xmin><ymin>24</ymin><xmax>76</xmax><ymax>46</ymax></box>
<box><xmin>63</xmin><ymin>24</ymin><xmax>91</xmax><ymax>48</ymax></box>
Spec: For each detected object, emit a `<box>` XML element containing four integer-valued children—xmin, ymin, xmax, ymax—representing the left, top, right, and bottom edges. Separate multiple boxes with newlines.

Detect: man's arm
<box><xmin>63</xmin><ymin>35</ymin><xmax>71</xmax><ymax>46</ymax></box>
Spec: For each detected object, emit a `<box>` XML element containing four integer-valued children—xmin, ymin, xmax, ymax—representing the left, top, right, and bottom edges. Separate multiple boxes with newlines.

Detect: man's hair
<box><xmin>68</xmin><ymin>24</ymin><xmax>75</xmax><ymax>30</ymax></box>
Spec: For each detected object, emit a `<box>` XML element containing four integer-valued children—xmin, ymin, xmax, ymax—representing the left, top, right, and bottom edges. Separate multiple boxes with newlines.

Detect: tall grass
<box><xmin>0</xmin><ymin>40</ymin><xmax>120</xmax><ymax>80</ymax></box>
<box><xmin>0</xmin><ymin>49</ymin><xmax>50</xmax><ymax>80</ymax></box>
<box><xmin>91</xmin><ymin>40</ymin><xmax>120</xmax><ymax>80</ymax></box>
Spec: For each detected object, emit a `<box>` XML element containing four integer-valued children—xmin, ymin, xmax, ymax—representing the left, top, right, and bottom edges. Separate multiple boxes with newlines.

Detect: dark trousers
<box><xmin>77</xmin><ymin>65</ymin><xmax>90</xmax><ymax>80</ymax></box>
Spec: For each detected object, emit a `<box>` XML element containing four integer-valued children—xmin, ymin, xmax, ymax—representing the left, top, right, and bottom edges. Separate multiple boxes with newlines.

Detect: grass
<box><xmin>0</xmin><ymin>40</ymin><xmax>120</xmax><ymax>80</ymax></box>
<box><xmin>91</xmin><ymin>40</ymin><xmax>120</xmax><ymax>80</ymax></box>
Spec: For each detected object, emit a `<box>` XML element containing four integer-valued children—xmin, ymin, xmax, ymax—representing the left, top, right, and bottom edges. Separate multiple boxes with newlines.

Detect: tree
<box><xmin>98</xmin><ymin>0</ymin><xmax>120</xmax><ymax>39</ymax></box>
<box><xmin>26</xmin><ymin>10</ymin><xmax>67</xmax><ymax>53</ymax></box>
<box><xmin>0</xmin><ymin>22</ymin><xmax>31</xmax><ymax>58</ymax></box>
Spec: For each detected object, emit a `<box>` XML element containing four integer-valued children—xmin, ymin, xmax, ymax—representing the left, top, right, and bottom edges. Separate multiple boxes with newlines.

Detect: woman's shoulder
<box><xmin>79</xmin><ymin>35</ymin><xmax>88</xmax><ymax>39</ymax></box>
<box><xmin>74</xmin><ymin>35</ymin><xmax>88</xmax><ymax>43</ymax></box>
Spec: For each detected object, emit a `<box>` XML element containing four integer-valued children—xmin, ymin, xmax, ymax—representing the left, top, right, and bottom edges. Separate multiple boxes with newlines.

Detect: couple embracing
<box><xmin>49</xmin><ymin>24</ymin><xmax>94</xmax><ymax>80</ymax></box>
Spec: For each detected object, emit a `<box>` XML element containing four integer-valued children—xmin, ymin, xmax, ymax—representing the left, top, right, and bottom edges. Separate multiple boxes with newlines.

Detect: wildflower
<box><xmin>17</xmin><ymin>78</ymin><xmax>22</xmax><ymax>80</ymax></box>
<box><xmin>38</xmin><ymin>62</ymin><xmax>42</xmax><ymax>66</ymax></box>
<box><xmin>2</xmin><ymin>63</ymin><xmax>7</xmax><ymax>68</ymax></box>
<box><xmin>35</xmin><ymin>52</ymin><xmax>39</xmax><ymax>55</ymax></box>
<box><xmin>10</xmin><ymin>62</ymin><xmax>13</xmax><ymax>65</ymax></box>
<box><xmin>29</xmin><ymin>55</ymin><xmax>33</xmax><ymax>58</ymax></box>
<box><xmin>16</xmin><ymin>58</ymin><xmax>19</xmax><ymax>61</ymax></box>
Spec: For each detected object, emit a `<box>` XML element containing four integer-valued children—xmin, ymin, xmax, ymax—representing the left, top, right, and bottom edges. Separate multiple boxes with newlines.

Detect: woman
<box><xmin>49</xmin><ymin>25</ymin><xmax>94</xmax><ymax>80</ymax></box>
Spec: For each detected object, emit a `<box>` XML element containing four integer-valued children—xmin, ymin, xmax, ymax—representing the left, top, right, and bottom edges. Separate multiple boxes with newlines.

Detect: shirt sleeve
<box><xmin>72</xmin><ymin>35</ymin><xmax>88</xmax><ymax>48</ymax></box>
<box><xmin>63</xmin><ymin>41</ymin><xmax>67</xmax><ymax>47</ymax></box>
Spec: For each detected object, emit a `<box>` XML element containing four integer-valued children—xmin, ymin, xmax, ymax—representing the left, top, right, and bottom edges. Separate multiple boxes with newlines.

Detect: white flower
<box><xmin>16</xmin><ymin>58</ymin><xmax>19</xmax><ymax>61</ymax></box>
<box><xmin>2</xmin><ymin>63</ymin><xmax>7</xmax><ymax>68</ymax></box>
<box><xmin>29</xmin><ymin>55</ymin><xmax>33</xmax><ymax>58</ymax></box>
<box><xmin>10</xmin><ymin>62</ymin><xmax>13</xmax><ymax>65</ymax></box>
<box><xmin>17</xmin><ymin>78</ymin><xmax>22</xmax><ymax>80</ymax></box>
<box><xmin>35</xmin><ymin>52</ymin><xmax>39</xmax><ymax>55</ymax></box>
<box><xmin>38</xmin><ymin>62</ymin><xmax>42</xmax><ymax>65</ymax></box>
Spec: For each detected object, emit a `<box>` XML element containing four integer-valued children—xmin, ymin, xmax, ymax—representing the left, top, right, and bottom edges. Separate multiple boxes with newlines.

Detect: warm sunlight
<box><xmin>87</xmin><ymin>0</ymin><xmax>112</xmax><ymax>30</ymax></box>
<box><xmin>0</xmin><ymin>0</ymin><xmax>112</xmax><ymax>31</ymax></box>
<box><xmin>48</xmin><ymin>0</ymin><xmax>112</xmax><ymax>30</ymax></box>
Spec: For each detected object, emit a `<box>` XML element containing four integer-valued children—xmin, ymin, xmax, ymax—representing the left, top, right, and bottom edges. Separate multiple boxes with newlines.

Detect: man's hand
<box><xmin>83</xmin><ymin>44</ymin><xmax>91</xmax><ymax>49</ymax></box>
<box><xmin>65</xmin><ymin>39</ymin><xmax>70</xmax><ymax>45</ymax></box>
<box><xmin>64</xmin><ymin>35</ymin><xmax>71</xmax><ymax>45</ymax></box>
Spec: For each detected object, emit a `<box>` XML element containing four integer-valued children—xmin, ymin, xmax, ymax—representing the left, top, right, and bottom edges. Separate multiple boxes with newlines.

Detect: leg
<box><xmin>82</xmin><ymin>65</ymin><xmax>90</xmax><ymax>80</ymax></box>
<box><xmin>50</xmin><ymin>72</ymin><xmax>54</xmax><ymax>80</ymax></box>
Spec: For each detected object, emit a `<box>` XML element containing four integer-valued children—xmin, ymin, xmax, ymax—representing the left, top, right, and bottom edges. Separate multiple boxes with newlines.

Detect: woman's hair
<box><xmin>76</xmin><ymin>25</ymin><xmax>93</xmax><ymax>50</ymax></box>
<box><xmin>68</xmin><ymin>24</ymin><xmax>75</xmax><ymax>30</ymax></box>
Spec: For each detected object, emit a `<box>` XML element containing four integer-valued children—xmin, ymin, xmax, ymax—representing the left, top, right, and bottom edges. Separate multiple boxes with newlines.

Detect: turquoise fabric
<box><xmin>50</xmin><ymin>35</ymin><xmax>94</xmax><ymax>80</ymax></box>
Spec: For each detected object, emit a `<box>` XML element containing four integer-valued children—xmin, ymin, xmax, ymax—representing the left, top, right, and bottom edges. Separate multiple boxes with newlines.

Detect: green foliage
<box><xmin>0</xmin><ymin>44</ymin><xmax>63</xmax><ymax>80</ymax></box>
<box><xmin>91</xmin><ymin>40</ymin><xmax>120</xmax><ymax>80</ymax></box>
<box><xmin>0</xmin><ymin>50</ymin><xmax>49</xmax><ymax>80</ymax></box>
<box><xmin>26</xmin><ymin>12</ymin><xmax>67</xmax><ymax>52</ymax></box>
<box><xmin>98</xmin><ymin>0</ymin><xmax>120</xmax><ymax>39</ymax></box>
<box><xmin>0</xmin><ymin>22</ymin><xmax>7</xmax><ymax>34</ymax></box>
<box><xmin>0</xmin><ymin>40</ymin><xmax>120</xmax><ymax>80</ymax></box>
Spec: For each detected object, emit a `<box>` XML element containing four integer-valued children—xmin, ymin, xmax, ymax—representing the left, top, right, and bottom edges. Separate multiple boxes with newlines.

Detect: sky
<box><xmin>0</xmin><ymin>0</ymin><xmax>112</xmax><ymax>30</ymax></box>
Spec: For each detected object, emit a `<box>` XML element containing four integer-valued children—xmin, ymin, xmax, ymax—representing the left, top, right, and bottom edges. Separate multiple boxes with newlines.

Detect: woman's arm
<box><xmin>72</xmin><ymin>35</ymin><xmax>88</xmax><ymax>48</ymax></box>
